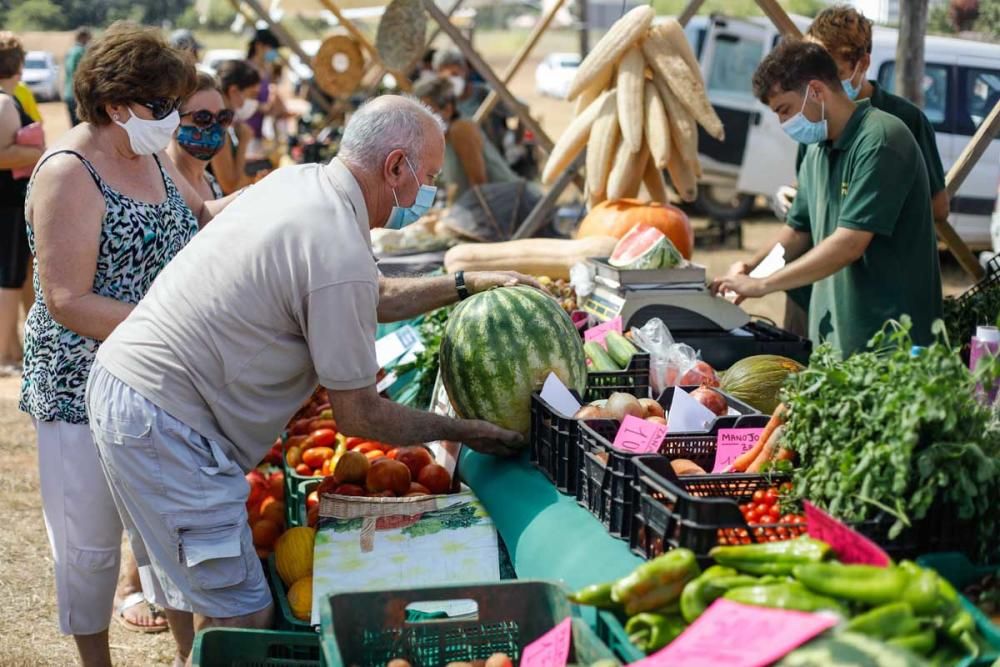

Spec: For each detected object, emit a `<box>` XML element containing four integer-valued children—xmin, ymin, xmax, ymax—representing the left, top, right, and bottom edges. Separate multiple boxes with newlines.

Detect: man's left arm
<box><xmin>377</xmin><ymin>272</ymin><xmax>540</xmax><ymax>322</ymax></box>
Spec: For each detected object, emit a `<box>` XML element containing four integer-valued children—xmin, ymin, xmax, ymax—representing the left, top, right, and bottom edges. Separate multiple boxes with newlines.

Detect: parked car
<box><xmin>678</xmin><ymin>14</ymin><xmax>1000</xmax><ymax>249</ymax></box>
<box><xmin>535</xmin><ymin>52</ymin><xmax>580</xmax><ymax>99</ymax></box>
<box><xmin>200</xmin><ymin>49</ymin><xmax>246</xmax><ymax>77</ymax></box>
<box><xmin>22</xmin><ymin>51</ymin><xmax>59</xmax><ymax>102</ymax></box>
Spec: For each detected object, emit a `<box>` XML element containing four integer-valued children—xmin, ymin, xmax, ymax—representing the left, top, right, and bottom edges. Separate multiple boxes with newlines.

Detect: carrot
<box><xmin>729</xmin><ymin>403</ymin><xmax>785</xmax><ymax>472</ymax></box>
<box><xmin>747</xmin><ymin>425</ymin><xmax>785</xmax><ymax>473</ymax></box>
<box><xmin>775</xmin><ymin>446</ymin><xmax>796</xmax><ymax>462</ymax></box>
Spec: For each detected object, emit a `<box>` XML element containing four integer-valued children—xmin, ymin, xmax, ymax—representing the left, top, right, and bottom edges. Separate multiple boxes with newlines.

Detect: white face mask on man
<box><xmin>114</xmin><ymin>107</ymin><xmax>180</xmax><ymax>156</ymax></box>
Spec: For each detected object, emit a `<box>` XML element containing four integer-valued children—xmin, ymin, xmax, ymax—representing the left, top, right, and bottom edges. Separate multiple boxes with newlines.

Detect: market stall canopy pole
<box><xmin>232</xmin><ymin>0</ymin><xmax>333</xmax><ymax>112</ymax></box>
<box><xmin>471</xmin><ymin>0</ymin><xmax>570</xmax><ymax>124</ymax></box>
<box><xmin>420</xmin><ymin>0</ymin><xmax>585</xmax><ymax>191</ymax></box>
<box><xmin>511</xmin><ymin>153</ymin><xmax>584</xmax><ymax>239</ymax></box>
<box><xmin>677</xmin><ymin>0</ymin><xmax>707</xmax><ymax>27</ymax></box>
<box><xmin>753</xmin><ymin>0</ymin><xmax>802</xmax><ymax>38</ymax></box>
<box><xmin>314</xmin><ymin>0</ymin><xmax>413</xmax><ymax>91</ymax></box>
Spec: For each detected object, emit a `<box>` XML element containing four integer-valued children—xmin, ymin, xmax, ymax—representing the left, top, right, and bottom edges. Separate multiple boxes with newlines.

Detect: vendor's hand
<box><xmin>461</xmin><ymin>420</ymin><xmax>523</xmax><ymax>457</ymax></box>
<box><xmin>709</xmin><ymin>261</ymin><xmax>751</xmax><ymax>300</ymax></box>
<box><xmin>467</xmin><ymin>271</ymin><xmax>541</xmax><ymax>294</ymax></box>
<box><xmin>772</xmin><ymin>185</ymin><xmax>798</xmax><ymax>220</ymax></box>
<box><xmin>713</xmin><ymin>274</ymin><xmax>771</xmax><ymax>303</ymax></box>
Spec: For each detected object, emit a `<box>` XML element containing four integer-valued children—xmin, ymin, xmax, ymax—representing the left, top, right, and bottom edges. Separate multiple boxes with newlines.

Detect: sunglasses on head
<box><xmin>137</xmin><ymin>97</ymin><xmax>182</xmax><ymax>120</ymax></box>
<box><xmin>180</xmin><ymin>108</ymin><xmax>235</xmax><ymax>129</ymax></box>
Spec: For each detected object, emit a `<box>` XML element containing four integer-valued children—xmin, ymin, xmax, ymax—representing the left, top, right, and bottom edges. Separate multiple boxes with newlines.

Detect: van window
<box><xmin>877</xmin><ymin>62</ymin><xmax>950</xmax><ymax>128</ymax></box>
<box><xmin>706</xmin><ymin>34</ymin><xmax>764</xmax><ymax>99</ymax></box>
<box><xmin>959</xmin><ymin>67</ymin><xmax>1000</xmax><ymax>136</ymax></box>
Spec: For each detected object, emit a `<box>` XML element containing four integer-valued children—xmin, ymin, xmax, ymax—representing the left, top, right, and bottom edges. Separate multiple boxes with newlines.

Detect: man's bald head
<box><xmin>338</xmin><ymin>94</ymin><xmax>445</xmax><ymax>177</ymax></box>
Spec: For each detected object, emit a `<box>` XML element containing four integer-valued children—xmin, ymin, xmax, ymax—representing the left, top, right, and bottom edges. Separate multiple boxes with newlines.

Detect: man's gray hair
<box><xmin>431</xmin><ymin>48</ymin><xmax>465</xmax><ymax>71</ymax></box>
<box><xmin>338</xmin><ymin>95</ymin><xmax>445</xmax><ymax>174</ymax></box>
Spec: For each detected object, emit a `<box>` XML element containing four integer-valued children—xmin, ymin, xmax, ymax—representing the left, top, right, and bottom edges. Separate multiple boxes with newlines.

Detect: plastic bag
<box><xmin>570</xmin><ymin>261</ymin><xmax>596</xmax><ymax>299</ymax></box>
<box><xmin>630</xmin><ymin>318</ymin><xmax>718</xmax><ymax>394</ymax></box>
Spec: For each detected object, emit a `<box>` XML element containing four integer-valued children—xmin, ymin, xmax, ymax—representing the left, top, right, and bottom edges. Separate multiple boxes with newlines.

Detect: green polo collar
<box><xmin>867</xmin><ymin>80</ymin><xmax>887</xmax><ymax>107</ymax></box>
<box><xmin>832</xmin><ymin>99</ymin><xmax>872</xmax><ymax>151</ymax></box>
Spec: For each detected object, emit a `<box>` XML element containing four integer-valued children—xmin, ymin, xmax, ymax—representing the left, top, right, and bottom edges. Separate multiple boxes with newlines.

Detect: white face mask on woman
<box><xmin>235</xmin><ymin>98</ymin><xmax>259</xmax><ymax>121</ymax></box>
<box><xmin>114</xmin><ymin>107</ymin><xmax>180</xmax><ymax>155</ymax></box>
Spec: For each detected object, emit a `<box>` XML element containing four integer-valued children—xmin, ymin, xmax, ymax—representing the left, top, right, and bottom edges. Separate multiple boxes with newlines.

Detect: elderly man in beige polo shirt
<box><xmin>84</xmin><ymin>95</ymin><xmax>535</xmax><ymax>654</ymax></box>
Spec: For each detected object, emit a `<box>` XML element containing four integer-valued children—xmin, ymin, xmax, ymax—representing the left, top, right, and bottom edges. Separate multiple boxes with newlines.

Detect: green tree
<box><xmin>975</xmin><ymin>0</ymin><xmax>1000</xmax><ymax>37</ymax></box>
<box><xmin>928</xmin><ymin>3</ymin><xmax>956</xmax><ymax>32</ymax></box>
<box><xmin>7</xmin><ymin>0</ymin><xmax>67</xmax><ymax>30</ymax></box>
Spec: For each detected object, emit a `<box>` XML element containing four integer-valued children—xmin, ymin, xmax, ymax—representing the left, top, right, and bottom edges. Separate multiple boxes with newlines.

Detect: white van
<box><xmin>677</xmin><ymin>14</ymin><xmax>1000</xmax><ymax>250</ymax></box>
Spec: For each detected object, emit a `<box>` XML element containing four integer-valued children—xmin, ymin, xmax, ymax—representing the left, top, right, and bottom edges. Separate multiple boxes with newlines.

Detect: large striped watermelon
<box><xmin>439</xmin><ymin>285</ymin><xmax>587</xmax><ymax>438</ymax></box>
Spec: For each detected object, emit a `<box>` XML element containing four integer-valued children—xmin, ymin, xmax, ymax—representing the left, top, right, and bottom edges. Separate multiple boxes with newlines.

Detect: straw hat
<box><xmin>376</xmin><ymin>0</ymin><xmax>428</xmax><ymax>71</ymax></box>
<box><xmin>313</xmin><ymin>34</ymin><xmax>365</xmax><ymax>97</ymax></box>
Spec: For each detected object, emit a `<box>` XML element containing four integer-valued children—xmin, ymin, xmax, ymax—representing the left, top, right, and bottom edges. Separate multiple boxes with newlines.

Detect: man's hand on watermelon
<box><xmin>467</xmin><ymin>271</ymin><xmax>541</xmax><ymax>294</ymax></box>
<box><xmin>460</xmin><ymin>420</ymin><xmax>524</xmax><ymax>457</ymax></box>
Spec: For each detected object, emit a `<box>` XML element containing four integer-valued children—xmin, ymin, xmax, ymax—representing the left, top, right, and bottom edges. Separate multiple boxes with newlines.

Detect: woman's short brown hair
<box><xmin>192</xmin><ymin>71</ymin><xmax>222</xmax><ymax>96</ymax></box>
<box><xmin>806</xmin><ymin>5</ymin><xmax>873</xmax><ymax>67</ymax></box>
<box><xmin>0</xmin><ymin>32</ymin><xmax>25</xmax><ymax>79</ymax></box>
<box><xmin>74</xmin><ymin>21</ymin><xmax>198</xmax><ymax>125</ymax></box>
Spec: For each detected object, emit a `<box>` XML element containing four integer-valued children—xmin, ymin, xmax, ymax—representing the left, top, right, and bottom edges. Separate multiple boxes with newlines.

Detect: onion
<box><xmin>639</xmin><ymin>398</ymin><xmax>665</xmax><ymax>419</ymax></box>
<box><xmin>605</xmin><ymin>393</ymin><xmax>644</xmax><ymax>421</ymax></box>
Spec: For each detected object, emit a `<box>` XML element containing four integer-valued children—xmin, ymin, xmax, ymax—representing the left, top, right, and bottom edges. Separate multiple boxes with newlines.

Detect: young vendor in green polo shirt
<box><xmin>711</xmin><ymin>40</ymin><xmax>942</xmax><ymax>357</ymax></box>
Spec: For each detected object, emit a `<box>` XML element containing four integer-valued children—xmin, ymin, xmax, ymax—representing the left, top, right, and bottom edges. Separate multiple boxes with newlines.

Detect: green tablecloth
<box><xmin>459</xmin><ymin>449</ymin><xmax>644</xmax><ymax>591</ymax></box>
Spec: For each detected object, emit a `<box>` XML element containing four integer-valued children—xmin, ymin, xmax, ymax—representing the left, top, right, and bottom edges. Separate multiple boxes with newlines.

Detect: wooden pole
<box><xmin>512</xmin><ymin>154</ymin><xmax>583</xmax><ymax>239</ymax></box>
<box><xmin>946</xmin><ymin>100</ymin><xmax>1000</xmax><ymax>199</ymax></box>
<box><xmin>313</xmin><ymin>0</ymin><xmax>413</xmax><ymax>91</ymax></box>
<box><xmin>472</xmin><ymin>0</ymin><xmax>570</xmax><ymax>124</ymax></box>
<box><xmin>895</xmin><ymin>0</ymin><xmax>928</xmax><ymax>107</ymax></box>
<box><xmin>677</xmin><ymin>0</ymin><xmax>707</xmax><ymax>27</ymax></box>
<box><xmin>754</xmin><ymin>0</ymin><xmax>802</xmax><ymax>38</ymax></box>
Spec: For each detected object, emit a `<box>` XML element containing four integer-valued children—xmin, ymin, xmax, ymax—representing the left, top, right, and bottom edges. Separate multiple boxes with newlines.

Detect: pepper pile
<box><xmin>569</xmin><ymin>537</ymin><xmax>989</xmax><ymax>663</ymax></box>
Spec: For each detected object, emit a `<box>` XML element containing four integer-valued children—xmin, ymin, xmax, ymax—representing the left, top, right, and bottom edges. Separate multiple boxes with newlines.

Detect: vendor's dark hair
<box><xmin>217</xmin><ymin>59</ymin><xmax>261</xmax><ymax>94</ymax></box>
<box><xmin>247</xmin><ymin>28</ymin><xmax>280</xmax><ymax>58</ymax></box>
<box><xmin>752</xmin><ymin>40</ymin><xmax>841</xmax><ymax>104</ymax></box>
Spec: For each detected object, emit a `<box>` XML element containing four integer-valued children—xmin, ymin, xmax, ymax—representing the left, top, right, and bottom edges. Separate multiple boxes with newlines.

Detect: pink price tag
<box><xmin>611</xmin><ymin>414</ymin><xmax>667</xmax><ymax>454</ymax></box>
<box><xmin>711</xmin><ymin>428</ymin><xmax>765</xmax><ymax>473</ymax></box>
<box><xmin>804</xmin><ymin>501</ymin><xmax>891</xmax><ymax>567</ymax></box>
<box><xmin>629</xmin><ymin>599</ymin><xmax>837</xmax><ymax>667</ymax></box>
<box><xmin>520</xmin><ymin>617</ymin><xmax>572</xmax><ymax>667</ymax></box>
<box><xmin>583</xmin><ymin>316</ymin><xmax>623</xmax><ymax>349</ymax></box>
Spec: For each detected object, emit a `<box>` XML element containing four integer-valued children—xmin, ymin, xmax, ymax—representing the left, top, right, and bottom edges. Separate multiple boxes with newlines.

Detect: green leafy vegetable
<box><xmin>782</xmin><ymin>317</ymin><xmax>1000</xmax><ymax>561</ymax></box>
<box><xmin>393</xmin><ymin>307</ymin><xmax>452</xmax><ymax>409</ymax></box>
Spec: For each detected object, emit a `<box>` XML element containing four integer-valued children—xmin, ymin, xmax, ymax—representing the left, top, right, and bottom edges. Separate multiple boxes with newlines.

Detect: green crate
<box><xmin>292</xmin><ymin>479</ymin><xmax>320</xmax><ymax>528</ymax></box>
<box><xmin>319</xmin><ymin>581</ymin><xmax>619</xmax><ymax>667</ymax></box>
<box><xmin>191</xmin><ymin>628</ymin><xmax>320</xmax><ymax>666</ymax></box>
<box><xmin>595</xmin><ymin>610</ymin><xmax>645</xmax><ymax>664</ymax></box>
<box><xmin>916</xmin><ymin>552</ymin><xmax>1000</xmax><ymax>667</ymax></box>
<box><xmin>268</xmin><ymin>553</ymin><xmax>316</xmax><ymax>631</ymax></box>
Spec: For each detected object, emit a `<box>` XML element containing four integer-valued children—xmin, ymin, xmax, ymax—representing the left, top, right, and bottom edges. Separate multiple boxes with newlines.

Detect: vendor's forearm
<box><xmin>748</xmin><ymin>226</ymin><xmax>811</xmax><ymax>270</ymax></box>
<box><xmin>377</xmin><ymin>275</ymin><xmax>458</xmax><ymax>322</ymax></box>
<box><xmin>761</xmin><ymin>227</ymin><xmax>872</xmax><ymax>293</ymax></box>
<box><xmin>932</xmin><ymin>189</ymin><xmax>950</xmax><ymax>225</ymax></box>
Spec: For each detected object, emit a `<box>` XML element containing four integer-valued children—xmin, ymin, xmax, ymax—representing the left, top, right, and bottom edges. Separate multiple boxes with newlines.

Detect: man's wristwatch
<box><xmin>455</xmin><ymin>271</ymin><xmax>470</xmax><ymax>300</ymax></box>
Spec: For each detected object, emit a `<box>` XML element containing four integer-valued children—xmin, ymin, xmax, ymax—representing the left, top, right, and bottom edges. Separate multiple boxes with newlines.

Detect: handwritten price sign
<box><xmin>583</xmin><ymin>316</ymin><xmax>623</xmax><ymax>349</ymax></box>
<box><xmin>520</xmin><ymin>617</ymin><xmax>572</xmax><ymax>667</ymax></box>
<box><xmin>805</xmin><ymin>501</ymin><xmax>891</xmax><ymax>567</ymax></box>
<box><xmin>611</xmin><ymin>415</ymin><xmax>667</xmax><ymax>454</ymax></box>
<box><xmin>629</xmin><ymin>599</ymin><xmax>837</xmax><ymax>667</ymax></box>
<box><xmin>711</xmin><ymin>428</ymin><xmax>765</xmax><ymax>473</ymax></box>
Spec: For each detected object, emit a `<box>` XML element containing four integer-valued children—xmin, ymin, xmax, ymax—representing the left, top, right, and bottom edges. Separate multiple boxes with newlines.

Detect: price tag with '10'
<box><xmin>611</xmin><ymin>415</ymin><xmax>667</xmax><ymax>454</ymax></box>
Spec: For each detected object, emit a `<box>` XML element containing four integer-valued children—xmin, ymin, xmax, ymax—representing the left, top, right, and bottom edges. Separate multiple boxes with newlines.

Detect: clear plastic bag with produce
<box><xmin>630</xmin><ymin>318</ymin><xmax>718</xmax><ymax>394</ymax></box>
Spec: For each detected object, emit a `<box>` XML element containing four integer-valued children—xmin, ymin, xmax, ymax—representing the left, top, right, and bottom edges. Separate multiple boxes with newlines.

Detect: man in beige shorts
<box><xmin>86</xmin><ymin>95</ymin><xmax>533</xmax><ymax>660</ymax></box>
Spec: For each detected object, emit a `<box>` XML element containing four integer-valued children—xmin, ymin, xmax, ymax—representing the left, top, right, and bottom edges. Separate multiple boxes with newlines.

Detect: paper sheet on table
<box><xmin>724</xmin><ymin>244</ymin><xmax>786</xmax><ymax>303</ymax></box>
<box><xmin>540</xmin><ymin>373</ymin><xmax>582</xmax><ymax>418</ymax></box>
<box><xmin>667</xmin><ymin>387</ymin><xmax>717</xmax><ymax>432</ymax></box>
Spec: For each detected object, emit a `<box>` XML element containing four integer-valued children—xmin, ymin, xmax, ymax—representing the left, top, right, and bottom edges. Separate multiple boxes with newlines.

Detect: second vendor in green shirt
<box><xmin>711</xmin><ymin>40</ymin><xmax>943</xmax><ymax>357</ymax></box>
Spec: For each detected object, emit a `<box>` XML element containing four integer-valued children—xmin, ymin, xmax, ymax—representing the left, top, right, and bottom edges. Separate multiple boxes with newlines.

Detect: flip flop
<box><xmin>114</xmin><ymin>591</ymin><xmax>169</xmax><ymax>634</ymax></box>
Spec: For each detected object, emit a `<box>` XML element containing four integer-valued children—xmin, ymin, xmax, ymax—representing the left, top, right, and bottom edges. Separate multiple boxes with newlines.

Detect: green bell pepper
<box><xmin>792</xmin><ymin>562</ymin><xmax>910</xmax><ymax>606</ymax></box>
<box><xmin>612</xmin><ymin>549</ymin><xmax>700</xmax><ymax>615</ymax></box>
<box><xmin>568</xmin><ymin>581</ymin><xmax>618</xmax><ymax>610</ymax></box>
<box><xmin>899</xmin><ymin>561</ymin><xmax>944</xmax><ymax>616</ymax></box>
<box><xmin>709</xmin><ymin>536</ymin><xmax>830</xmax><ymax>576</ymax></box>
<box><xmin>723</xmin><ymin>582</ymin><xmax>847</xmax><ymax>616</ymax></box>
<box><xmin>625</xmin><ymin>613</ymin><xmax>687</xmax><ymax>653</ymax></box>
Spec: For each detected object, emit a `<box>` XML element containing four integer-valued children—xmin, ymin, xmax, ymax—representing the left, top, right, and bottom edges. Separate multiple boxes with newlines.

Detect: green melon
<box><xmin>439</xmin><ymin>285</ymin><xmax>587</xmax><ymax>437</ymax></box>
<box><xmin>719</xmin><ymin>355</ymin><xmax>805</xmax><ymax>414</ymax></box>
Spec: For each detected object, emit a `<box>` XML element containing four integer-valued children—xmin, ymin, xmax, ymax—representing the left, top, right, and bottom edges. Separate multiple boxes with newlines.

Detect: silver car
<box><xmin>22</xmin><ymin>51</ymin><xmax>60</xmax><ymax>102</ymax></box>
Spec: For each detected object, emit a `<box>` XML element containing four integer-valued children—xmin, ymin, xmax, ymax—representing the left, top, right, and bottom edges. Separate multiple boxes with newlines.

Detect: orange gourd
<box><xmin>274</xmin><ymin>526</ymin><xmax>316</xmax><ymax>586</ymax></box>
<box><xmin>576</xmin><ymin>199</ymin><xmax>693</xmax><ymax>259</ymax></box>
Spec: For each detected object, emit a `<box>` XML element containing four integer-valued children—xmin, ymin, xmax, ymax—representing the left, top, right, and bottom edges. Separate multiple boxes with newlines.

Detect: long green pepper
<box><xmin>611</xmin><ymin>549</ymin><xmax>700</xmax><ymax>615</ymax></box>
<box><xmin>709</xmin><ymin>536</ymin><xmax>830</xmax><ymax>576</ymax></box>
<box><xmin>624</xmin><ymin>613</ymin><xmax>686</xmax><ymax>653</ymax></box>
<box><xmin>793</xmin><ymin>562</ymin><xmax>910</xmax><ymax>606</ymax></box>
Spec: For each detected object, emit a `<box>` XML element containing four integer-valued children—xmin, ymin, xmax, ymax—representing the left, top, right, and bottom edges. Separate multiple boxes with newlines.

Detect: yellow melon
<box><xmin>287</xmin><ymin>576</ymin><xmax>313</xmax><ymax>621</ymax></box>
<box><xmin>274</xmin><ymin>526</ymin><xmax>315</xmax><ymax>586</ymax></box>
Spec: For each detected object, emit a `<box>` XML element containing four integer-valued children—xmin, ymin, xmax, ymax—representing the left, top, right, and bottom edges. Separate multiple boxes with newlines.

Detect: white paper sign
<box><xmin>667</xmin><ymin>387</ymin><xmax>717</xmax><ymax>433</ymax></box>
<box><xmin>540</xmin><ymin>373</ymin><xmax>582</xmax><ymax>418</ymax></box>
<box><xmin>375</xmin><ymin>325</ymin><xmax>422</xmax><ymax>368</ymax></box>
<box><xmin>749</xmin><ymin>243</ymin><xmax>786</xmax><ymax>278</ymax></box>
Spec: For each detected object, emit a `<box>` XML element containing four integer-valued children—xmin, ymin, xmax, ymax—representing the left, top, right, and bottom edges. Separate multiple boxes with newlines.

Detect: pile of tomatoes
<box><xmin>717</xmin><ymin>482</ymin><xmax>808</xmax><ymax>546</ymax></box>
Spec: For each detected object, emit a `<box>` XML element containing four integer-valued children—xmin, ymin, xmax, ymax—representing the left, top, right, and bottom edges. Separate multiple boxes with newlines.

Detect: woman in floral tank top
<box><xmin>22</xmin><ymin>23</ymin><xmax>242</xmax><ymax>667</ymax></box>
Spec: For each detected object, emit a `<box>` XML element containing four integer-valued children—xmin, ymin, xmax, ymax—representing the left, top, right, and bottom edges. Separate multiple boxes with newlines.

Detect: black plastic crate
<box><xmin>944</xmin><ymin>254</ymin><xmax>1000</xmax><ymax>356</ymax></box>
<box><xmin>529</xmin><ymin>357</ymin><xmax>651</xmax><ymax>495</ymax></box>
<box><xmin>576</xmin><ymin>387</ymin><xmax>765</xmax><ymax>540</ymax></box>
<box><xmin>629</xmin><ymin>456</ymin><xmax>796</xmax><ymax>564</ymax></box>
<box><xmin>839</xmin><ymin>505</ymin><xmax>978</xmax><ymax>562</ymax></box>
<box><xmin>674</xmin><ymin>320</ymin><xmax>812</xmax><ymax>370</ymax></box>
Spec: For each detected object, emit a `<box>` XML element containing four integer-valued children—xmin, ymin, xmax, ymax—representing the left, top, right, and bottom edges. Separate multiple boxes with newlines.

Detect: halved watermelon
<box><xmin>609</xmin><ymin>223</ymin><xmax>683</xmax><ymax>269</ymax></box>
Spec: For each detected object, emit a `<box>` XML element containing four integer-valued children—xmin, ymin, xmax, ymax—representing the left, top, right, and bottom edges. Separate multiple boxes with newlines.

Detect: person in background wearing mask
<box><xmin>0</xmin><ymin>32</ymin><xmax>43</xmax><ymax>376</ymax></box>
<box><xmin>211</xmin><ymin>59</ymin><xmax>261</xmax><ymax>194</ymax></box>
<box><xmin>64</xmin><ymin>27</ymin><xmax>91</xmax><ymax>127</ymax></box>
<box><xmin>21</xmin><ymin>23</ymin><xmax>243</xmax><ymax>667</ymax></box>
<box><xmin>432</xmin><ymin>48</ymin><xmax>508</xmax><ymax>149</ymax></box>
<box><xmin>771</xmin><ymin>5</ymin><xmax>949</xmax><ymax>338</ymax></box>
<box><xmin>85</xmin><ymin>94</ymin><xmax>532</xmax><ymax>638</ymax></box>
<box><xmin>167</xmin><ymin>72</ymin><xmax>230</xmax><ymax>200</ymax></box>
<box><xmin>170</xmin><ymin>28</ymin><xmax>204</xmax><ymax>64</ymax></box>
<box><xmin>413</xmin><ymin>75</ymin><xmax>519</xmax><ymax>201</ymax></box>
<box><xmin>710</xmin><ymin>41</ymin><xmax>941</xmax><ymax>358</ymax></box>
<box><xmin>244</xmin><ymin>28</ymin><xmax>287</xmax><ymax>177</ymax></box>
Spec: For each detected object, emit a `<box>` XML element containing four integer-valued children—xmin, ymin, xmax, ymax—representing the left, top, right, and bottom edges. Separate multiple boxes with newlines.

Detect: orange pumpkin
<box><xmin>576</xmin><ymin>199</ymin><xmax>693</xmax><ymax>259</ymax></box>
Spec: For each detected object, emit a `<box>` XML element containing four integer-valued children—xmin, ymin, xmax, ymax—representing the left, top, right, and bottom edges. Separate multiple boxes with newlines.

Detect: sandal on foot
<box><xmin>114</xmin><ymin>591</ymin><xmax>169</xmax><ymax>634</ymax></box>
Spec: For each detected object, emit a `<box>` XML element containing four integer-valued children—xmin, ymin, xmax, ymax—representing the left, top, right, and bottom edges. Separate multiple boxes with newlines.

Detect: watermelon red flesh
<box><xmin>610</xmin><ymin>224</ymin><xmax>666</xmax><ymax>266</ymax></box>
<box><xmin>439</xmin><ymin>285</ymin><xmax>588</xmax><ymax>438</ymax></box>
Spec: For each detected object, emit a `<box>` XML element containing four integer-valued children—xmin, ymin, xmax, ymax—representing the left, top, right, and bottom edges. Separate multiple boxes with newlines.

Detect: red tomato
<box><xmin>779</xmin><ymin>482</ymin><xmax>794</xmax><ymax>494</ymax></box>
<box><xmin>764</xmin><ymin>488</ymin><xmax>780</xmax><ymax>505</ymax></box>
<box><xmin>301</xmin><ymin>446</ymin><xmax>335</xmax><ymax>469</ymax></box>
<box><xmin>309</xmin><ymin>419</ymin><xmax>338</xmax><ymax>433</ymax></box>
<box><xmin>752</xmin><ymin>489</ymin><xmax>766</xmax><ymax>503</ymax></box>
<box><xmin>754</xmin><ymin>503</ymin><xmax>770</xmax><ymax>517</ymax></box>
<box><xmin>295</xmin><ymin>463</ymin><xmax>312</xmax><ymax>476</ymax></box>
<box><xmin>745</xmin><ymin>509</ymin><xmax>759</xmax><ymax>524</ymax></box>
<box><xmin>307</xmin><ymin>429</ymin><xmax>337</xmax><ymax>448</ymax></box>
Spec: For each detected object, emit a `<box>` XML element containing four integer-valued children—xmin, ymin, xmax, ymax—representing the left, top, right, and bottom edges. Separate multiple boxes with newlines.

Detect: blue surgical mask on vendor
<box><xmin>387</xmin><ymin>156</ymin><xmax>437</xmax><ymax>229</ymax></box>
<box><xmin>841</xmin><ymin>63</ymin><xmax>862</xmax><ymax>101</ymax></box>
<box><xmin>781</xmin><ymin>87</ymin><xmax>828</xmax><ymax>145</ymax></box>
<box><xmin>176</xmin><ymin>123</ymin><xmax>226</xmax><ymax>161</ymax></box>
